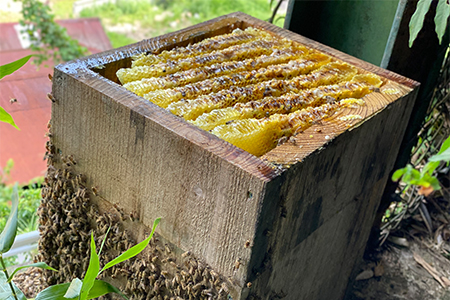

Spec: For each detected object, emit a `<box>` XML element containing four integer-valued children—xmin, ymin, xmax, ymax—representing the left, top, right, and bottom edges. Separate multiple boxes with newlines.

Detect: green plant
<box><xmin>80</xmin><ymin>0</ymin><xmax>279</xmax><ymax>40</ymax></box>
<box><xmin>0</xmin><ymin>55</ymin><xmax>34</xmax><ymax>130</ymax></box>
<box><xmin>409</xmin><ymin>0</ymin><xmax>450</xmax><ymax>47</ymax></box>
<box><xmin>0</xmin><ymin>183</ymin><xmax>161</xmax><ymax>299</ymax></box>
<box><xmin>18</xmin><ymin>0</ymin><xmax>88</xmax><ymax>66</ymax></box>
<box><xmin>392</xmin><ymin>135</ymin><xmax>450</xmax><ymax>194</ymax></box>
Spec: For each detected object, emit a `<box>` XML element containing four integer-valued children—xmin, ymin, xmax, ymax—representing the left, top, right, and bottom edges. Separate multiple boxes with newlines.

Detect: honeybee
<box><xmin>233</xmin><ymin>258</ymin><xmax>242</xmax><ymax>271</ymax></box>
<box><xmin>46</xmin><ymin>93</ymin><xmax>56</xmax><ymax>103</ymax></box>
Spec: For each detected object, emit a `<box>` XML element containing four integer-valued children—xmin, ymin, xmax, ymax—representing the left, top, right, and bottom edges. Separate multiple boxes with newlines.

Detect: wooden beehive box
<box><xmin>44</xmin><ymin>12</ymin><xmax>418</xmax><ymax>300</ymax></box>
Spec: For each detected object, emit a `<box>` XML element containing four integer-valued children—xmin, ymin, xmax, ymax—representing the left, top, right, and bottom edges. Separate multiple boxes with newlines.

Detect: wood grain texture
<box><xmin>49</xmin><ymin>12</ymin><xmax>419</xmax><ymax>299</ymax></box>
<box><xmin>247</xmin><ymin>87</ymin><xmax>418</xmax><ymax>299</ymax></box>
<box><xmin>51</xmin><ymin>70</ymin><xmax>267</xmax><ymax>292</ymax></box>
<box><xmin>262</xmin><ymin>82</ymin><xmax>412</xmax><ymax>164</ymax></box>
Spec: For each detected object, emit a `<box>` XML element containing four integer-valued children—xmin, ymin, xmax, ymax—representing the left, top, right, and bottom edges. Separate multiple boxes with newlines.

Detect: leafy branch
<box><xmin>18</xmin><ymin>0</ymin><xmax>88</xmax><ymax>66</ymax></box>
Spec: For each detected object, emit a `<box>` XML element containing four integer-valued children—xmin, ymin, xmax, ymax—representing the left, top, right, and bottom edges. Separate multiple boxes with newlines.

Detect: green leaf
<box><xmin>0</xmin><ymin>184</ymin><xmax>19</xmax><ymax>253</ymax></box>
<box><xmin>98</xmin><ymin>226</ymin><xmax>111</xmax><ymax>257</ymax></box>
<box><xmin>79</xmin><ymin>233</ymin><xmax>100</xmax><ymax>300</ymax></box>
<box><xmin>0</xmin><ymin>55</ymin><xmax>33</xmax><ymax>80</ymax></box>
<box><xmin>7</xmin><ymin>262</ymin><xmax>58</xmax><ymax>282</ymax></box>
<box><xmin>435</xmin><ymin>0</ymin><xmax>450</xmax><ymax>44</ymax></box>
<box><xmin>429</xmin><ymin>176</ymin><xmax>441</xmax><ymax>191</ymax></box>
<box><xmin>422</xmin><ymin>161</ymin><xmax>440</xmax><ymax>177</ymax></box>
<box><xmin>429</xmin><ymin>147</ymin><xmax>450</xmax><ymax>162</ymax></box>
<box><xmin>0</xmin><ymin>272</ymin><xmax>26</xmax><ymax>300</ymax></box>
<box><xmin>0</xmin><ymin>106</ymin><xmax>19</xmax><ymax>130</ymax></box>
<box><xmin>392</xmin><ymin>168</ymin><xmax>406</xmax><ymax>181</ymax></box>
<box><xmin>401</xmin><ymin>164</ymin><xmax>421</xmax><ymax>184</ymax></box>
<box><xmin>409</xmin><ymin>0</ymin><xmax>433</xmax><ymax>47</ymax></box>
<box><xmin>87</xmin><ymin>280</ymin><xmax>128</xmax><ymax>300</ymax></box>
<box><xmin>64</xmin><ymin>278</ymin><xmax>82</xmax><ymax>299</ymax></box>
<box><xmin>100</xmin><ymin>217</ymin><xmax>160</xmax><ymax>274</ymax></box>
<box><xmin>35</xmin><ymin>280</ymin><xmax>128</xmax><ymax>300</ymax></box>
<box><xmin>438</xmin><ymin>135</ymin><xmax>450</xmax><ymax>154</ymax></box>
<box><xmin>35</xmin><ymin>282</ymin><xmax>73</xmax><ymax>300</ymax></box>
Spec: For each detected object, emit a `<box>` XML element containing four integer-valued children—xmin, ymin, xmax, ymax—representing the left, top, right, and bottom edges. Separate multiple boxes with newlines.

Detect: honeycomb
<box><xmin>117</xmin><ymin>27</ymin><xmax>384</xmax><ymax>156</ymax></box>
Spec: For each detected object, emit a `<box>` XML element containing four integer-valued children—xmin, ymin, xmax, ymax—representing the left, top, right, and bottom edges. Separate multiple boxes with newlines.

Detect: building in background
<box><xmin>0</xmin><ymin>18</ymin><xmax>112</xmax><ymax>184</ymax></box>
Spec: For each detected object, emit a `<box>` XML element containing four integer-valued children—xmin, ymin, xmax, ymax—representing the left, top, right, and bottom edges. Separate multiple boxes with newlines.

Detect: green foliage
<box><xmin>64</xmin><ymin>278</ymin><xmax>83</xmax><ymax>298</ymax></box>
<box><xmin>19</xmin><ymin>0</ymin><xmax>88</xmax><ymax>66</ymax></box>
<box><xmin>0</xmin><ymin>184</ymin><xmax>19</xmax><ymax>254</ymax></box>
<box><xmin>0</xmin><ymin>55</ymin><xmax>33</xmax><ymax>130</ymax></box>
<box><xmin>35</xmin><ymin>279</ymin><xmax>125</xmax><ymax>300</ymax></box>
<box><xmin>0</xmin><ymin>55</ymin><xmax>33</xmax><ymax>80</ymax></box>
<box><xmin>0</xmin><ymin>180</ymin><xmax>42</xmax><ymax>237</ymax></box>
<box><xmin>0</xmin><ymin>159</ymin><xmax>14</xmax><ymax>184</ymax></box>
<box><xmin>35</xmin><ymin>217</ymin><xmax>160</xmax><ymax>299</ymax></box>
<box><xmin>80</xmin><ymin>0</ymin><xmax>277</xmax><ymax>39</ymax></box>
<box><xmin>106</xmin><ymin>31</ymin><xmax>137</xmax><ymax>48</ymax></box>
<box><xmin>409</xmin><ymin>0</ymin><xmax>450</xmax><ymax>47</ymax></box>
<box><xmin>0</xmin><ymin>184</ymin><xmax>161</xmax><ymax>300</ymax></box>
<box><xmin>79</xmin><ymin>234</ymin><xmax>100</xmax><ymax>300</ymax></box>
<box><xmin>0</xmin><ymin>107</ymin><xmax>19</xmax><ymax>131</ymax></box>
<box><xmin>392</xmin><ymin>135</ymin><xmax>450</xmax><ymax>192</ymax></box>
<box><xmin>0</xmin><ymin>161</ymin><xmax>41</xmax><ymax>267</ymax></box>
<box><xmin>100</xmin><ymin>217</ymin><xmax>160</xmax><ymax>274</ymax></box>
<box><xmin>0</xmin><ymin>273</ymin><xmax>26</xmax><ymax>300</ymax></box>
<box><xmin>6</xmin><ymin>262</ymin><xmax>57</xmax><ymax>283</ymax></box>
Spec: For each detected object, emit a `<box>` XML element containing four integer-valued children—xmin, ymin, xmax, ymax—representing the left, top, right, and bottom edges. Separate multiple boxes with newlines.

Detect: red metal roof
<box><xmin>0</xmin><ymin>18</ymin><xmax>112</xmax><ymax>184</ymax></box>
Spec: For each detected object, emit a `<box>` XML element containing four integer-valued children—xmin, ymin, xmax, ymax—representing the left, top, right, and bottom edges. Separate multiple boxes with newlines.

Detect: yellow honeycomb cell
<box><xmin>116</xmin><ymin>27</ymin><xmax>384</xmax><ymax>156</ymax></box>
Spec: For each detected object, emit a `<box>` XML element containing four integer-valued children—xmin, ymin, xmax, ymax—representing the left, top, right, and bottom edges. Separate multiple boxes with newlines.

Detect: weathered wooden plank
<box><xmin>52</xmin><ymin>69</ymin><xmax>267</xmax><ymax>289</ymax></box>
<box><xmin>246</xmin><ymin>83</ymin><xmax>418</xmax><ymax>299</ymax></box>
<box><xmin>44</xmin><ymin>11</ymin><xmax>419</xmax><ymax>299</ymax></box>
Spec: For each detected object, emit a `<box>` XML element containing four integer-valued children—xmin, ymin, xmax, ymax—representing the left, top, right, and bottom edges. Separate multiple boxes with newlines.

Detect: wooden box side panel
<box><xmin>247</xmin><ymin>87</ymin><xmax>418</xmax><ymax>299</ymax></box>
<box><xmin>60</xmin><ymin>12</ymin><xmax>418</xmax><ymax>172</ymax></box>
<box><xmin>51</xmin><ymin>70</ymin><xmax>266</xmax><ymax>284</ymax></box>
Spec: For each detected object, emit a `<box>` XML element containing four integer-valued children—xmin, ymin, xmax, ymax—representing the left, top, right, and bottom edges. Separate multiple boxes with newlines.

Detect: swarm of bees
<box><xmin>117</xmin><ymin>27</ymin><xmax>384</xmax><ymax>156</ymax></box>
<box><xmin>38</xmin><ymin>133</ymin><xmax>233</xmax><ymax>299</ymax></box>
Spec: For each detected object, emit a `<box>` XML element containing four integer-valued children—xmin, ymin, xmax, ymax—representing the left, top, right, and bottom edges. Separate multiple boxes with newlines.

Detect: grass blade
<box><xmin>35</xmin><ymin>282</ymin><xmax>74</xmax><ymax>300</ymax></box>
<box><xmin>0</xmin><ymin>272</ymin><xmax>26</xmax><ymax>300</ymax></box>
<box><xmin>79</xmin><ymin>233</ymin><xmax>100</xmax><ymax>300</ymax></box>
<box><xmin>0</xmin><ymin>106</ymin><xmax>19</xmax><ymax>130</ymax></box>
<box><xmin>87</xmin><ymin>280</ymin><xmax>128</xmax><ymax>299</ymax></box>
<box><xmin>7</xmin><ymin>262</ymin><xmax>58</xmax><ymax>283</ymax></box>
<box><xmin>98</xmin><ymin>226</ymin><xmax>111</xmax><ymax>257</ymax></box>
<box><xmin>100</xmin><ymin>217</ymin><xmax>160</xmax><ymax>274</ymax></box>
<box><xmin>0</xmin><ymin>55</ymin><xmax>33</xmax><ymax>80</ymax></box>
<box><xmin>0</xmin><ymin>184</ymin><xmax>19</xmax><ymax>253</ymax></box>
<box><xmin>429</xmin><ymin>147</ymin><xmax>450</xmax><ymax>162</ymax></box>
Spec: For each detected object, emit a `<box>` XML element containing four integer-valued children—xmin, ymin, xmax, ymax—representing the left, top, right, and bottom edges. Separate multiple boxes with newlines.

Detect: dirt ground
<box><xmin>347</xmin><ymin>240</ymin><xmax>450</xmax><ymax>300</ymax></box>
